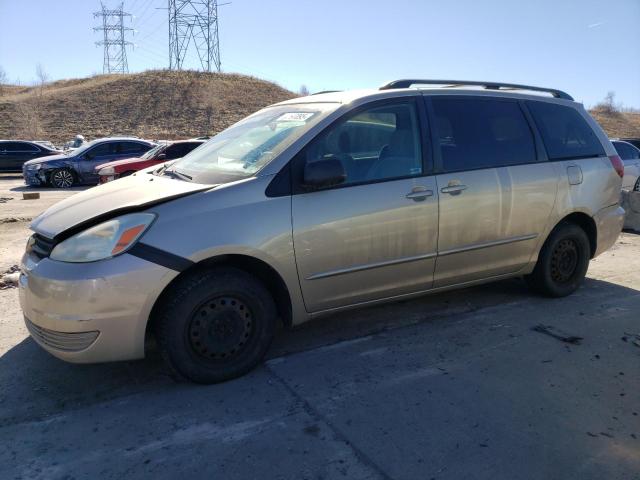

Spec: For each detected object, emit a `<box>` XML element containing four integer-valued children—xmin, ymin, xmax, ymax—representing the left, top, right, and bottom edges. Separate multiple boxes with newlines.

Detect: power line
<box><xmin>94</xmin><ymin>2</ymin><xmax>134</xmax><ymax>74</ymax></box>
<box><xmin>168</xmin><ymin>1</ymin><xmax>228</xmax><ymax>73</ymax></box>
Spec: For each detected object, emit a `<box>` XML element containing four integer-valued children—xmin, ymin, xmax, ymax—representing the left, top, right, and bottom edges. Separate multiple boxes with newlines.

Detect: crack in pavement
<box><xmin>265</xmin><ymin>362</ymin><xmax>396</xmax><ymax>480</ymax></box>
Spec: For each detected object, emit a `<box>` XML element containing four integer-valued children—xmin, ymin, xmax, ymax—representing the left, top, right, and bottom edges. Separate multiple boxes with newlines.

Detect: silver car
<box><xmin>611</xmin><ymin>139</ymin><xmax>640</xmax><ymax>191</ymax></box>
<box><xmin>19</xmin><ymin>80</ymin><xmax>625</xmax><ymax>383</ymax></box>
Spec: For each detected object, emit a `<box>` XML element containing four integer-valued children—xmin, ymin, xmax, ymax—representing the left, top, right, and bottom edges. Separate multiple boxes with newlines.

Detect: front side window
<box><xmin>301</xmin><ymin>101</ymin><xmax>423</xmax><ymax>186</ymax></box>
<box><xmin>169</xmin><ymin>103</ymin><xmax>339</xmax><ymax>184</ymax></box>
<box><xmin>527</xmin><ymin>101</ymin><xmax>605</xmax><ymax>160</ymax></box>
<box><xmin>431</xmin><ymin>97</ymin><xmax>536</xmax><ymax>172</ymax></box>
<box><xmin>84</xmin><ymin>143</ymin><xmax>113</xmax><ymax>159</ymax></box>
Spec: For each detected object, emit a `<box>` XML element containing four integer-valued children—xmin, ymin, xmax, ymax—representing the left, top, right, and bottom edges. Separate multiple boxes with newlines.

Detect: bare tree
<box><xmin>596</xmin><ymin>91</ymin><xmax>620</xmax><ymax>113</ymax></box>
<box><xmin>0</xmin><ymin>66</ymin><xmax>7</xmax><ymax>96</ymax></box>
<box><xmin>14</xmin><ymin>102</ymin><xmax>43</xmax><ymax>139</ymax></box>
<box><xmin>35</xmin><ymin>63</ymin><xmax>49</xmax><ymax>96</ymax></box>
<box><xmin>299</xmin><ymin>84</ymin><xmax>310</xmax><ymax>96</ymax></box>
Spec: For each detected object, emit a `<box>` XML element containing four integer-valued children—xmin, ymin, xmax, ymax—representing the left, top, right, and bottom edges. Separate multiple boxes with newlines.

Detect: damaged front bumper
<box><xmin>22</xmin><ymin>168</ymin><xmax>47</xmax><ymax>186</ymax></box>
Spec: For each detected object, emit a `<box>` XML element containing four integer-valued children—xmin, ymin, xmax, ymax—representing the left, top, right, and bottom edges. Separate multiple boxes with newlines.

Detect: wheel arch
<box><xmin>146</xmin><ymin>253</ymin><xmax>294</xmax><ymax>342</ymax></box>
<box><xmin>553</xmin><ymin>212</ymin><xmax>597</xmax><ymax>258</ymax></box>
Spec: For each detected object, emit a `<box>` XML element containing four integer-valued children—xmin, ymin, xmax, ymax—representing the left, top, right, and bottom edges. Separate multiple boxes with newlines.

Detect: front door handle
<box><xmin>405</xmin><ymin>187</ymin><xmax>433</xmax><ymax>201</ymax></box>
<box><xmin>441</xmin><ymin>184</ymin><xmax>467</xmax><ymax>195</ymax></box>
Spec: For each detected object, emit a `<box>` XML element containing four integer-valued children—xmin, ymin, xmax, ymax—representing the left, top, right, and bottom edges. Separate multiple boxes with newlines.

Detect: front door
<box><xmin>77</xmin><ymin>142</ymin><xmax>116</xmax><ymax>181</ymax></box>
<box><xmin>428</xmin><ymin>95</ymin><xmax>556</xmax><ymax>287</ymax></box>
<box><xmin>292</xmin><ymin>98</ymin><xmax>439</xmax><ymax>312</ymax></box>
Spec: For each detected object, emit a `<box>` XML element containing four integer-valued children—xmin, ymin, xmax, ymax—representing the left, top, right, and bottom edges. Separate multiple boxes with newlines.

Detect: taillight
<box><xmin>609</xmin><ymin>155</ymin><xmax>624</xmax><ymax>178</ymax></box>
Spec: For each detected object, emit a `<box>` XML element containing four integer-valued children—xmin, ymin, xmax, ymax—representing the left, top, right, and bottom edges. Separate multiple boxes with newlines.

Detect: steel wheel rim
<box><xmin>550</xmin><ymin>238</ymin><xmax>579</xmax><ymax>284</ymax></box>
<box><xmin>188</xmin><ymin>296</ymin><xmax>253</xmax><ymax>360</ymax></box>
<box><xmin>53</xmin><ymin>170</ymin><xmax>73</xmax><ymax>188</ymax></box>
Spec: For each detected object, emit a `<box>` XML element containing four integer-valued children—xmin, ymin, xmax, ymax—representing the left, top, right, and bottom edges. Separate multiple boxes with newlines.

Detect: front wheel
<box><xmin>50</xmin><ymin>168</ymin><xmax>76</xmax><ymax>188</ymax></box>
<box><xmin>155</xmin><ymin>267</ymin><xmax>277</xmax><ymax>384</ymax></box>
<box><xmin>525</xmin><ymin>222</ymin><xmax>590</xmax><ymax>297</ymax></box>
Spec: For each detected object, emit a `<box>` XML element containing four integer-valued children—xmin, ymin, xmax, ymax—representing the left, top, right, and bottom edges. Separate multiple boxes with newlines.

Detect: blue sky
<box><xmin>1</xmin><ymin>0</ymin><xmax>638</xmax><ymax>108</ymax></box>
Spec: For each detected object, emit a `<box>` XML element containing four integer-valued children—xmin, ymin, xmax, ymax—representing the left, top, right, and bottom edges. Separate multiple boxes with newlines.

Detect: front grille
<box><xmin>25</xmin><ymin>318</ymin><xmax>99</xmax><ymax>352</ymax></box>
<box><xmin>30</xmin><ymin>234</ymin><xmax>55</xmax><ymax>259</ymax></box>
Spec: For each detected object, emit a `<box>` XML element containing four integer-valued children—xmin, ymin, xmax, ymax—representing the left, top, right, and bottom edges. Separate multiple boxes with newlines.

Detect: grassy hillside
<box><xmin>0</xmin><ymin>70</ymin><xmax>295</xmax><ymax>144</ymax></box>
<box><xmin>1</xmin><ymin>71</ymin><xmax>639</xmax><ymax>144</ymax></box>
<box><xmin>589</xmin><ymin>108</ymin><xmax>640</xmax><ymax>139</ymax></box>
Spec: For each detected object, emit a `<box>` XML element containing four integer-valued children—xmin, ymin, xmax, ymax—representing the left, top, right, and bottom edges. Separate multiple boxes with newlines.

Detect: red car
<box><xmin>96</xmin><ymin>139</ymin><xmax>205</xmax><ymax>183</ymax></box>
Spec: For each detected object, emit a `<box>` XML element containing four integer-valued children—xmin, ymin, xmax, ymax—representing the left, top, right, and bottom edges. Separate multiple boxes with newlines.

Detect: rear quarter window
<box><xmin>526</xmin><ymin>101</ymin><xmax>605</xmax><ymax>160</ymax></box>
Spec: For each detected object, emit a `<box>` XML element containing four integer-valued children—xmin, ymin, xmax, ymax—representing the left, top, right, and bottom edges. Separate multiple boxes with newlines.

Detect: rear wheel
<box><xmin>525</xmin><ymin>222</ymin><xmax>590</xmax><ymax>297</ymax></box>
<box><xmin>50</xmin><ymin>168</ymin><xmax>75</xmax><ymax>188</ymax></box>
<box><xmin>155</xmin><ymin>267</ymin><xmax>277</xmax><ymax>384</ymax></box>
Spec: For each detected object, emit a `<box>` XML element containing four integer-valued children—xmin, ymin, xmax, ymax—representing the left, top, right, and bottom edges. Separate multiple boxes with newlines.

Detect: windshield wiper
<box><xmin>162</xmin><ymin>168</ymin><xmax>192</xmax><ymax>181</ymax></box>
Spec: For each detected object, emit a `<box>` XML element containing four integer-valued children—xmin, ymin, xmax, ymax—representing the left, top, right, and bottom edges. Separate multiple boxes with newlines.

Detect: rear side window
<box><xmin>1</xmin><ymin>142</ymin><xmax>39</xmax><ymax>152</ymax></box>
<box><xmin>526</xmin><ymin>101</ymin><xmax>605</xmax><ymax>160</ymax></box>
<box><xmin>613</xmin><ymin>141</ymin><xmax>639</xmax><ymax>160</ymax></box>
<box><xmin>431</xmin><ymin>97</ymin><xmax>536</xmax><ymax>172</ymax></box>
<box><xmin>118</xmin><ymin>142</ymin><xmax>148</xmax><ymax>154</ymax></box>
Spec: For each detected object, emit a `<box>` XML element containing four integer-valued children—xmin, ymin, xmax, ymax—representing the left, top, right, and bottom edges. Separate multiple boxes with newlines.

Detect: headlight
<box><xmin>27</xmin><ymin>164</ymin><xmax>41</xmax><ymax>170</ymax></box>
<box><xmin>99</xmin><ymin>166</ymin><xmax>115</xmax><ymax>175</ymax></box>
<box><xmin>50</xmin><ymin>213</ymin><xmax>156</xmax><ymax>263</ymax></box>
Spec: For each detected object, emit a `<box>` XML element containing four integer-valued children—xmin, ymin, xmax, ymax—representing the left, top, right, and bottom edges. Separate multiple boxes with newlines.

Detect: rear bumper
<box><xmin>593</xmin><ymin>204</ymin><xmax>625</xmax><ymax>257</ymax></box>
<box><xmin>19</xmin><ymin>251</ymin><xmax>178</xmax><ymax>363</ymax></box>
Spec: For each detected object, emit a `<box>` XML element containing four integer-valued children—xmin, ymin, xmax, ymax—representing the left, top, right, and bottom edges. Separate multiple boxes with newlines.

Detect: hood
<box><xmin>31</xmin><ymin>173</ymin><xmax>212</xmax><ymax>240</ymax></box>
<box><xmin>24</xmin><ymin>153</ymin><xmax>70</xmax><ymax>166</ymax></box>
<box><xmin>96</xmin><ymin>156</ymin><xmax>143</xmax><ymax>170</ymax></box>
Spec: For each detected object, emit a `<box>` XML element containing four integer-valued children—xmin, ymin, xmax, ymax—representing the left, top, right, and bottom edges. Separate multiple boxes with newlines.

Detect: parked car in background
<box><xmin>23</xmin><ymin>137</ymin><xmax>155</xmax><ymax>188</ymax></box>
<box><xmin>96</xmin><ymin>139</ymin><xmax>205</xmax><ymax>183</ymax></box>
<box><xmin>32</xmin><ymin>141</ymin><xmax>59</xmax><ymax>150</ymax></box>
<box><xmin>619</xmin><ymin>138</ymin><xmax>640</xmax><ymax>150</ymax></box>
<box><xmin>611</xmin><ymin>140</ymin><xmax>640</xmax><ymax>190</ymax></box>
<box><xmin>0</xmin><ymin>140</ymin><xmax>61</xmax><ymax>172</ymax></box>
<box><xmin>19</xmin><ymin>80</ymin><xmax>624</xmax><ymax>383</ymax></box>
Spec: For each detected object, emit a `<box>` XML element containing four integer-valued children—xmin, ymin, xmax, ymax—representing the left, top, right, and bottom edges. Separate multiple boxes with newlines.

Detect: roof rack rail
<box><xmin>379</xmin><ymin>79</ymin><xmax>573</xmax><ymax>100</ymax></box>
<box><xmin>311</xmin><ymin>90</ymin><xmax>342</xmax><ymax>95</ymax></box>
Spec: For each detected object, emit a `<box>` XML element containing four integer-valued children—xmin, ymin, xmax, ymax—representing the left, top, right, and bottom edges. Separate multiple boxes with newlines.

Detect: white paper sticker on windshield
<box><xmin>276</xmin><ymin>112</ymin><xmax>314</xmax><ymax>122</ymax></box>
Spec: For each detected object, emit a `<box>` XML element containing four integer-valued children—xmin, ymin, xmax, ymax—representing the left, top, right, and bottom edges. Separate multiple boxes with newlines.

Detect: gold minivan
<box><xmin>20</xmin><ymin>80</ymin><xmax>625</xmax><ymax>383</ymax></box>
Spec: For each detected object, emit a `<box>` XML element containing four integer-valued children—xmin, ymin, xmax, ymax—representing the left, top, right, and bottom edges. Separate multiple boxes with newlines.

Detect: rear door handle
<box><xmin>405</xmin><ymin>188</ymin><xmax>433</xmax><ymax>201</ymax></box>
<box><xmin>441</xmin><ymin>185</ymin><xmax>467</xmax><ymax>195</ymax></box>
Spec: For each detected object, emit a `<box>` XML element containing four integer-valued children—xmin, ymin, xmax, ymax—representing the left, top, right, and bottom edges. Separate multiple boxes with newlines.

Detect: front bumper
<box><xmin>593</xmin><ymin>204</ymin><xmax>625</xmax><ymax>257</ymax></box>
<box><xmin>23</xmin><ymin>169</ymin><xmax>45</xmax><ymax>186</ymax></box>
<box><xmin>19</xmin><ymin>251</ymin><xmax>178</xmax><ymax>363</ymax></box>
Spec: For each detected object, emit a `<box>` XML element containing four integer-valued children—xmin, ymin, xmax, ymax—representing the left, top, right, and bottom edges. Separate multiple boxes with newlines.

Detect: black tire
<box><xmin>155</xmin><ymin>267</ymin><xmax>277</xmax><ymax>384</ymax></box>
<box><xmin>49</xmin><ymin>168</ymin><xmax>76</xmax><ymax>188</ymax></box>
<box><xmin>525</xmin><ymin>222</ymin><xmax>590</xmax><ymax>297</ymax></box>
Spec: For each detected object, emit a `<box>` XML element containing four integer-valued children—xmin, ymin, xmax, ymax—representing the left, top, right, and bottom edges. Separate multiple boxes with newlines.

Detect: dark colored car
<box><xmin>96</xmin><ymin>139</ymin><xmax>205</xmax><ymax>183</ymax></box>
<box><xmin>620</xmin><ymin>138</ymin><xmax>640</xmax><ymax>150</ymax></box>
<box><xmin>0</xmin><ymin>140</ymin><xmax>61</xmax><ymax>172</ymax></box>
<box><xmin>23</xmin><ymin>137</ymin><xmax>155</xmax><ymax>188</ymax></box>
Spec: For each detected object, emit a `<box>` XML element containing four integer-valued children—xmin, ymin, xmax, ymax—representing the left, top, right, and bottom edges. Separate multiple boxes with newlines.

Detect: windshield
<box><xmin>141</xmin><ymin>143</ymin><xmax>166</xmax><ymax>160</ymax></box>
<box><xmin>167</xmin><ymin>103</ymin><xmax>339</xmax><ymax>184</ymax></box>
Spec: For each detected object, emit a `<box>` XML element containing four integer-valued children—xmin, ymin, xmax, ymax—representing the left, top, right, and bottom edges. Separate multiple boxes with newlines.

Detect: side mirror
<box><xmin>157</xmin><ymin>153</ymin><xmax>167</xmax><ymax>160</ymax></box>
<box><xmin>303</xmin><ymin>156</ymin><xmax>346</xmax><ymax>189</ymax></box>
